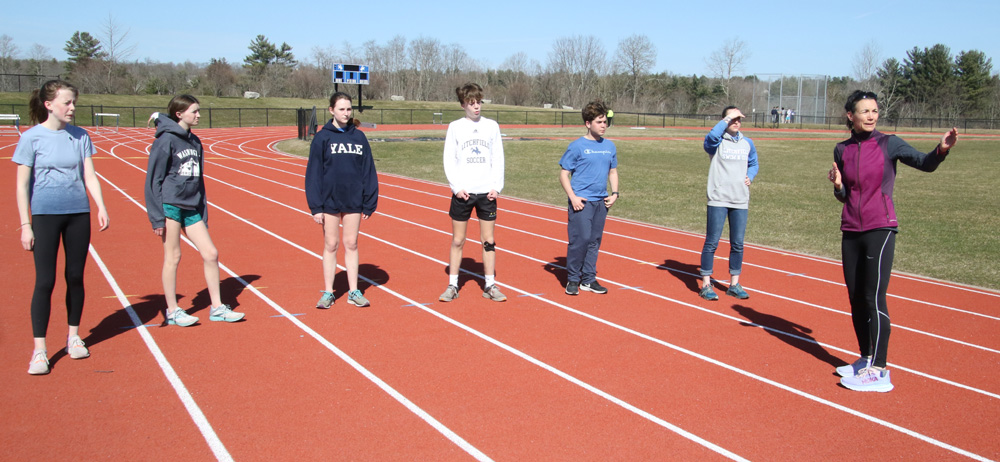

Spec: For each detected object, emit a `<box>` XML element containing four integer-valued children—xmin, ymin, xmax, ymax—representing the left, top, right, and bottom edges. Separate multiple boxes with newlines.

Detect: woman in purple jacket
<box><xmin>827</xmin><ymin>90</ymin><xmax>958</xmax><ymax>392</ymax></box>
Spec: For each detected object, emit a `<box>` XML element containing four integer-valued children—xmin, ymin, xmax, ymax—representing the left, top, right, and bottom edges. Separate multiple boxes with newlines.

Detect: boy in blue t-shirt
<box><xmin>558</xmin><ymin>100</ymin><xmax>619</xmax><ymax>295</ymax></box>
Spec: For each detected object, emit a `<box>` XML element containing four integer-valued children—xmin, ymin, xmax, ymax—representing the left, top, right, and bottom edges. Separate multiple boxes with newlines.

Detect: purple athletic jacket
<box><xmin>833</xmin><ymin>130</ymin><xmax>948</xmax><ymax>232</ymax></box>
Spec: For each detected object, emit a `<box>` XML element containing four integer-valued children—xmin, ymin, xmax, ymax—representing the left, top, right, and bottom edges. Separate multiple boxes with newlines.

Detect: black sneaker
<box><xmin>580</xmin><ymin>281</ymin><xmax>608</xmax><ymax>294</ymax></box>
<box><xmin>565</xmin><ymin>281</ymin><xmax>580</xmax><ymax>295</ymax></box>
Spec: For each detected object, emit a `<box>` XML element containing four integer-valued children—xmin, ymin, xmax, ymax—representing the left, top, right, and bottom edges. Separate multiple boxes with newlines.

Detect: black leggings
<box><xmin>841</xmin><ymin>229</ymin><xmax>895</xmax><ymax>368</ymax></box>
<box><xmin>30</xmin><ymin>213</ymin><xmax>91</xmax><ymax>338</ymax></box>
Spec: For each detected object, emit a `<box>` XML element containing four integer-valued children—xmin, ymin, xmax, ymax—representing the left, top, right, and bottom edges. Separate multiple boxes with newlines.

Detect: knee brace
<box><xmin>483</xmin><ymin>241</ymin><xmax>496</xmax><ymax>252</ymax></box>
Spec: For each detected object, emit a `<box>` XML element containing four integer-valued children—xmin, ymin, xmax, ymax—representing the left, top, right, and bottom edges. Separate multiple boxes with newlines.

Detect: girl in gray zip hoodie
<box><xmin>144</xmin><ymin>95</ymin><xmax>244</xmax><ymax>327</ymax></box>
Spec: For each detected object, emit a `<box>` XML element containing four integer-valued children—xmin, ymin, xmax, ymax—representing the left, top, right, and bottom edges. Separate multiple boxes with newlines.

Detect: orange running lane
<box><xmin>2</xmin><ymin>126</ymin><xmax>997</xmax><ymax>461</ymax></box>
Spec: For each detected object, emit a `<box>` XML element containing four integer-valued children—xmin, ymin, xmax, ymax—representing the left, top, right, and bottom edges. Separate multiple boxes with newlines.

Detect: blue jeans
<box><xmin>566</xmin><ymin>200</ymin><xmax>608</xmax><ymax>284</ymax></box>
<box><xmin>700</xmin><ymin>206</ymin><xmax>748</xmax><ymax>277</ymax></box>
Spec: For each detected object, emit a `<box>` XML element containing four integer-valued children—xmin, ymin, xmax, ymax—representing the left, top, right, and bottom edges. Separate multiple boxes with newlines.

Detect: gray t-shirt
<box><xmin>12</xmin><ymin>124</ymin><xmax>95</xmax><ymax>215</ymax></box>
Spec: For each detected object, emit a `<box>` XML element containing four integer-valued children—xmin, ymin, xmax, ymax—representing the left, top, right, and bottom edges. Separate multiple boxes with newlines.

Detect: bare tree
<box><xmin>496</xmin><ymin>52</ymin><xmax>536</xmax><ymax>106</ymax></box>
<box><xmin>852</xmin><ymin>40</ymin><xmax>881</xmax><ymax>90</ymax></box>
<box><xmin>364</xmin><ymin>35</ymin><xmax>407</xmax><ymax>98</ymax></box>
<box><xmin>614</xmin><ymin>34</ymin><xmax>656</xmax><ymax>106</ymax></box>
<box><xmin>99</xmin><ymin>14</ymin><xmax>137</xmax><ymax>93</ymax></box>
<box><xmin>339</xmin><ymin>41</ymin><xmax>362</xmax><ymax>64</ymax></box>
<box><xmin>706</xmin><ymin>37</ymin><xmax>750</xmax><ymax>102</ymax></box>
<box><xmin>26</xmin><ymin>44</ymin><xmax>53</xmax><ymax>78</ymax></box>
<box><xmin>0</xmin><ymin>34</ymin><xmax>19</xmax><ymax>91</ymax></box>
<box><xmin>311</xmin><ymin>45</ymin><xmax>337</xmax><ymax>70</ymax></box>
<box><xmin>408</xmin><ymin>36</ymin><xmax>442</xmax><ymax>100</ymax></box>
<box><xmin>548</xmin><ymin>35</ymin><xmax>607</xmax><ymax>107</ymax></box>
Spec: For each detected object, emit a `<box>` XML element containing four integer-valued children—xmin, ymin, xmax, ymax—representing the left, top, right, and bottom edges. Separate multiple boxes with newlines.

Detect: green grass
<box><xmin>279</xmin><ymin>126</ymin><xmax>1000</xmax><ymax>290</ymax></box>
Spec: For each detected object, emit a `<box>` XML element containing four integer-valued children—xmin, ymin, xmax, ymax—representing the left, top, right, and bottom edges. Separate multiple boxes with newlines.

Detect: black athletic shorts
<box><xmin>449</xmin><ymin>193</ymin><xmax>497</xmax><ymax>221</ymax></box>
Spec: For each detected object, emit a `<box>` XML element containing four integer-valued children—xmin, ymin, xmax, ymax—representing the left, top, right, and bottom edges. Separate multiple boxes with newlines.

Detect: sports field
<box><xmin>1</xmin><ymin>125</ymin><xmax>998</xmax><ymax>460</ymax></box>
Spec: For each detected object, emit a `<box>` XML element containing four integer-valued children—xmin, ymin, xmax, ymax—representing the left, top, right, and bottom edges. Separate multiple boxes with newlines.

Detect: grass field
<box><xmin>279</xmin><ymin>125</ymin><xmax>1000</xmax><ymax>290</ymax></box>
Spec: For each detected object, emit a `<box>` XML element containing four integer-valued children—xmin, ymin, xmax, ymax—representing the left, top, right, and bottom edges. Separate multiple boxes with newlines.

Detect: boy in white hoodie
<box><xmin>440</xmin><ymin>83</ymin><xmax>506</xmax><ymax>303</ymax></box>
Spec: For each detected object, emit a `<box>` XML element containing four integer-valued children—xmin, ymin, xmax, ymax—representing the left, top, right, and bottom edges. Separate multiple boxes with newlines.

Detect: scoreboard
<box><xmin>332</xmin><ymin>64</ymin><xmax>370</xmax><ymax>85</ymax></box>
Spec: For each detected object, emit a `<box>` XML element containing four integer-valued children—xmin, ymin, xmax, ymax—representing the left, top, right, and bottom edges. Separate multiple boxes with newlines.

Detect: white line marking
<box><xmin>88</xmin><ymin>245</ymin><xmax>234</xmax><ymax>462</ymax></box>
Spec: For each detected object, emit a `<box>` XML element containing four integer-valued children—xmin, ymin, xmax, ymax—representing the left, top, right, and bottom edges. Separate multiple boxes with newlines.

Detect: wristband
<box><xmin>611</xmin><ymin>191</ymin><xmax>619</xmax><ymax>196</ymax></box>
<box><xmin>17</xmin><ymin>222</ymin><xmax>31</xmax><ymax>230</ymax></box>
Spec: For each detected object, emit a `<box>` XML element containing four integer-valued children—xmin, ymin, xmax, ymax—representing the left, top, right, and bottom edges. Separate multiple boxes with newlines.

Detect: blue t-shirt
<box><xmin>558</xmin><ymin>137</ymin><xmax>618</xmax><ymax>201</ymax></box>
<box><xmin>12</xmin><ymin>124</ymin><xmax>95</xmax><ymax>215</ymax></box>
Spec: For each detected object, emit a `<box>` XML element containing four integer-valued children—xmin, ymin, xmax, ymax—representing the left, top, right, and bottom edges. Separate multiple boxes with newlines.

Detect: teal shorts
<box><xmin>163</xmin><ymin>204</ymin><xmax>203</xmax><ymax>227</ymax></box>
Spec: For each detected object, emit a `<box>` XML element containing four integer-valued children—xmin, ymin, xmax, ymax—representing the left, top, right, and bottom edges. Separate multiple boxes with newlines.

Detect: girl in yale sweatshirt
<box><xmin>305</xmin><ymin>91</ymin><xmax>379</xmax><ymax>309</ymax></box>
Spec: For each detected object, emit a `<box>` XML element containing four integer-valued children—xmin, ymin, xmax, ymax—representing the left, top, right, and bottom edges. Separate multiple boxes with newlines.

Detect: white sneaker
<box><xmin>841</xmin><ymin>367</ymin><xmax>894</xmax><ymax>393</ymax></box>
<box><xmin>28</xmin><ymin>350</ymin><xmax>50</xmax><ymax>375</ymax></box>
<box><xmin>66</xmin><ymin>336</ymin><xmax>90</xmax><ymax>359</ymax></box>
<box><xmin>167</xmin><ymin>308</ymin><xmax>199</xmax><ymax>327</ymax></box>
<box><xmin>209</xmin><ymin>304</ymin><xmax>245</xmax><ymax>322</ymax></box>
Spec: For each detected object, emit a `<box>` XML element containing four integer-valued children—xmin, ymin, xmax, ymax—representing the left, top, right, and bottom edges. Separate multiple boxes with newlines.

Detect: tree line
<box><xmin>2</xmin><ymin>27</ymin><xmax>998</xmax><ymax>121</ymax></box>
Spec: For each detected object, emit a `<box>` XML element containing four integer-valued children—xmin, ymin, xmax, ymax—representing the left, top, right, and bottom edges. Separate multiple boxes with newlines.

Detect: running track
<box><xmin>2</xmin><ymin>126</ymin><xmax>998</xmax><ymax>461</ymax></box>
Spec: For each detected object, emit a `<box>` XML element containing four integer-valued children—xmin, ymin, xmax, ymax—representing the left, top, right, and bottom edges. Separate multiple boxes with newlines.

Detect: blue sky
<box><xmin>4</xmin><ymin>0</ymin><xmax>997</xmax><ymax>78</ymax></box>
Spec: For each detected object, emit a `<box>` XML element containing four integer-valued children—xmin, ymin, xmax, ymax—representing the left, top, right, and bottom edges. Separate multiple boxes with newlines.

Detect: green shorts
<box><xmin>163</xmin><ymin>204</ymin><xmax>203</xmax><ymax>227</ymax></box>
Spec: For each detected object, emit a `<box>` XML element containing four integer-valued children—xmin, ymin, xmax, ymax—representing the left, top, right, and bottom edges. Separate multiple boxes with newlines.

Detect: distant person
<box><xmin>306</xmin><ymin>91</ymin><xmax>379</xmax><ymax>308</ymax></box>
<box><xmin>606</xmin><ymin>108</ymin><xmax>614</xmax><ymax>127</ymax></box>
<box><xmin>780</xmin><ymin>107</ymin><xmax>785</xmax><ymax>124</ymax></box>
<box><xmin>559</xmin><ymin>100</ymin><xmax>619</xmax><ymax>295</ymax></box>
<box><xmin>770</xmin><ymin>106</ymin><xmax>779</xmax><ymax>125</ymax></box>
<box><xmin>789</xmin><ymin>108</ymin><xmax>795</xmax><ymax>124</ymax></box>
<box><xmin>439</xmin><ymin>83</ymin><xmax>507</xmax><ymax>303</ymax></box>
<box><xmin>828</xmin><ymin>90</ymin><xmax>958</xmax><ymax>392</ymax></box>
<box><xmin>785</xmin><ymin>107</ymin><xmax>792</xmax><ymax>124</ymax></box>
<box><xmin>146</xmin><ymin>95</ymin><xmax>245</xmax><ymax>327</ymax></box>
<box><xmin>698</xmin><ymin>106</ymin><xmax>759</xmax><ymax>301</ymax></box>
<box><xmin>14</xmin><ymin>80</ymin><xmax>110</xmax><ymax>375</ymax></box>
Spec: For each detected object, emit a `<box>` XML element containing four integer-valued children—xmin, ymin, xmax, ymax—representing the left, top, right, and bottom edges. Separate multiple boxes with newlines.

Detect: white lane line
<box><xmin>99</xmin><ymin>142</ymin><xmax>748</xmax><ymax>459</ymax></box>
<box><xmin>357</xmin><ymin>213</ymin><xmax>995</xmax><ymax>462</ymax></box>
<box><xmin>378</xmin><ymin>173</ymin><xmax>1000</xmax><ymax>299</ymax></box>
<box><xmin>376</xmin><ymin>211</ymin><xmax>1000</xmax><ymax>401</ymax></box>
<box><xmin>102</xmin><ymin>134</ymin><xmax>996</xmax><ymax>460</ymax></box>
<box><xmin>88</xmin><ymin>245</ymin><xmax>234</xmax><ymax>462</ymax></box>
<box><xmin>375</xmin><ymin>192</ymin><xmax>1000</xmax><ymax>356</ymax></box>
<box><xmin>101</xmin><ymin>140</ymin><xmax>1000</xmax><ymax>367</ymax></box>
<box><xmin>376</xmin><ymin>176</ymin><xmax>1000</xmax><ymax>313</ymax></box>
<box><xmin>94</xmin><ymin>166</ymin><xmax>494</xmax><ymax>462</ymax></box>
<box><xmin>204</xmin><ymin>199</ymin><xmax>748</xmax><ymax>462</ymax></box>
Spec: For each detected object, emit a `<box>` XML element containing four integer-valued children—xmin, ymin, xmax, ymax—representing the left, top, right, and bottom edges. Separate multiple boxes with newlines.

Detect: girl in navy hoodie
<box><xmin>145</xmin><ymin>95</ymin><xmax>244</xmax><ymax>327</ymax></box>
<box><xmin>827</xmin><ymin>90</ymin><xmax>957</xmax><ymax>392</ymax></box>
<box><xmin>305</xmin><ymin>92</ymin><xmax>379</xmax><ymax>308</ymax></box>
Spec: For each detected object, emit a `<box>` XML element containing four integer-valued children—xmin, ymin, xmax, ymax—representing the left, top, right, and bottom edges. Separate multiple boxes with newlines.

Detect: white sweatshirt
<box><xmin>443</xmin><ymin>117</ymin><xmax>505</xmax><ymax>194</ymax></box>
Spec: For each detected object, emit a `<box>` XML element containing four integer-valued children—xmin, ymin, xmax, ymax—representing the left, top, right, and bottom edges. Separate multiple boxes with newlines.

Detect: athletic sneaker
<box><xmin>347</xmin><ymin>290</ymin><xmax>370</xmax><ymax>307</ymax></box>
<box><xmin>28</xmin><ymin>350</ymin><xmax>49</xmax><ymax>375</ymax></box>
<box><xmin>699</xmin><ymin>285</ymin><xmax>719</xmax><ymax>301</ymax></box>
<box><xmin>482</xmin><ymin>285</ymin><xmax>507</xmax><ymax>302</ymax></box>
<box><xmin>209</xmin><ymin>304</ymin><xmax>245</xmax><ymax>322</ymax></box>
<box><xmin>726</xmin><ymin>283</ymin><xmax>749</xmax><ymax>299</ymax></box>
<box><xmin>439</xmin><ymin>285</ymin><xmax>459</xmax><ymax>302</ymax></box>
<box><xmin>580</xmin><ymin>281</ymin><xmax>608</xmax><ymax>294</ymax></box>
<box><xmin>66</xmin><ymin>335</ymin><xmax>90</xmax><ymax>359</ymax></box>
<box><xmin>836</xmin><ymin>357</ymin><xmax>871</xmax><ymax>378</ymax></box>
<box><xmin>316</xmin><ymin>291</ymin><xmax>335</xmax><ymax>309</ymax></box>
<box><xmin>841</xmin><ymin>367</ymin><xmax>894</xmax><ymax>392</ymax></box>
<box><xmin>166</xmin><ymin>308</ymin><xmax>199</xmax><ymax>327</ymax></box>
<box><xmin>565</xmin><ymin>281</ymin><xmax>580</xmax><ymax>295</ymax></box>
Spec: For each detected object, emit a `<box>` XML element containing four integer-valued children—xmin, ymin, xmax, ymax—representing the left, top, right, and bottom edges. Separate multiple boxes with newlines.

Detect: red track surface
<box><xmin>2</xmin><ymin>126</ymin><xmax>998</xmax><ymax>461</ymax></box>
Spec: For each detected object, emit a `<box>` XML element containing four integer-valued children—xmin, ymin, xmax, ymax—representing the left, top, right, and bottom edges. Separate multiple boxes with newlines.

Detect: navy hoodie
<box><xmin>144</xmin><ymin>115</ymin><xmax>206</xmax><ymax>229</ymax></box>
<box><xmin>305</xmin><ymin>120</ymin><xmax>379</xmax><ymax>215</ymax></box>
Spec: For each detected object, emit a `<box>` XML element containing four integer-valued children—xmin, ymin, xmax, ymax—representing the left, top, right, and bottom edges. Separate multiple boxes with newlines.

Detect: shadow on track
<box><xmin>731</xmin><ymin>304</ymin><xmax>844</xmax><ymax>369</ymax></box>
